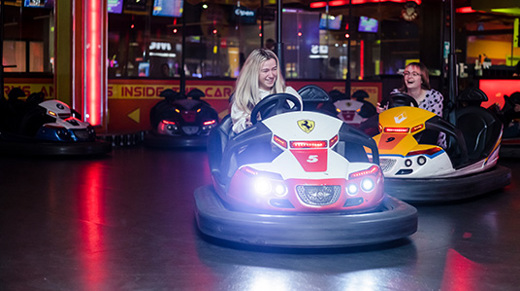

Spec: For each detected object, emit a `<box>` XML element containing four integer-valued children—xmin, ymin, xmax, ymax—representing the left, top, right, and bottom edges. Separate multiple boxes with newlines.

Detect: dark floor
<box><xmin>1</xmin><ymin>146</ymin><xmax>520</xmax><ymax>291</ymax></box>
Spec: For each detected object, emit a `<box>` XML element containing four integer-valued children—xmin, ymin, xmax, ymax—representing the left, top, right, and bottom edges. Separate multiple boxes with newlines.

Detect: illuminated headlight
<box><xmin>346</xmin><ymin>183</ymin><xmax>358</xmax><ymax>196</ymax></box>
<box><xmin>273</xmin><ymin>183</ymin><xmax>287</xmax><ymax>197</ymax></box>
<box><xmin>253</xmin><ymin>177</ymin><xmax>271</xmax><ymax>196</ymax></box>
<box><xmin>361</xmin><ymin>178</ymin><xmax>375</xmax><ymax>192</ymax></box>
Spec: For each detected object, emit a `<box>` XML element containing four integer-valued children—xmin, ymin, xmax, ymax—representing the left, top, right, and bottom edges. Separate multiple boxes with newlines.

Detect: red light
<box><xmin>310</xmin><ymin>2</ymin><xmax>326</xmax><ymax>8</ymax></box>
<box><xmin>131</xmin><ymin>24</ymin><xmax>135</xmax><ymax>29</ymax></box>
<box><xmin>212</xmin><ymin>29</ymin><xmax>217</xmax><ymax>34</ymax></box>
<box><xmin>173</xmin><ymin>28</ymin><xmax>178</xmax><ymax>33</ymax></box>
<box><xmin>162</xmin><ymin>120</ymin><xmax>176</xmax><ymax>125</ymax></box>
<box><xmin>349</xmin><ymin>165</ymin><xmax>380</xmax><ymax>179</ymax></box>
<box><xmin>298</xmin><ymin>32</ymin><xmax>303</xmax><ymax>37</ymax></box>
<box><xmin>84</xmin><ymin>0</ymin><xmax>103</xmax><ymax>126</ymax></box>
<box><xmin>310</xmin><ymin>0</ymin><xmax>421</xmax><ymax>8</ymax></box>
<box><xmin>384</xmin><ymin>127</ymin><xmax>409</xmax><ymax>133</ymax></box>
<box><xmin>242</xmin><ymin>166</ymin><xmax>258</xmax><ymax>176</ymax></box>
<box><xmin>329</xmin><ymin>0</ymin><xmax>348</xmax><ymax>6</ymax></box>
<box><xmin>406</xmin><ymin>147</ymin><xmax>443</xmax><ymax>157</ymax></box>
<box><xmin>290</xmin><ymin>140</ymin><xmax>327</xmax><ymax>148</ymax></box>
<box><xmin>344</xmin><ymin>33</ymin><xmax>350</xmax><ymax>39</ymax></box>
<box><xmin>410</xmin><ymin>124</ymin><xmax>424</xmax><ymax>133</ymax></box>
<box><xmin>329</xmin><ymin>135</ymin><xmax>339</xmax><ymax>148</ymax></box>
<box><xmin>273</xmin><ymin>135</ymin><xmax>288</xmax><ymax>148</ymax></box>
<box><xmin>456</xmin><ymin>7</ymin><xmax>478</xmax><ymax>13</ymax></box>
<box><xmin>360</xmin><ymin>40</ymin><xmax>364</xmax><ymax>80</ymax></box>
<box><xmin>203</xmin><ymin>120</ymin><xmax>216</xmax><ymax>126</ymax></box>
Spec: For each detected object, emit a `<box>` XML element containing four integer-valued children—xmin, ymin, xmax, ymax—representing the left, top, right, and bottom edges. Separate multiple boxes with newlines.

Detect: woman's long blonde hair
<box><xmin>232</xmin><ymin>48</ymin><xmax>287</xmax><ymax>114</ymax></box>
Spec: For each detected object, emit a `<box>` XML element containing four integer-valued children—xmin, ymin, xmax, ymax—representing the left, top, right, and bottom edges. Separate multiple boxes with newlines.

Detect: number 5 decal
<box><xmin>307</xmin><ymin>155</ymin><xmax>318</xmax><ymax>163</ymax></box>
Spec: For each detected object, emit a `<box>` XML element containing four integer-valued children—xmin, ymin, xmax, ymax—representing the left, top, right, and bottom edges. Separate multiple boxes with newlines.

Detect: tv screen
<box><xmin>108</xmin><ymin>0</ymin><xmax>124</xmax><ymax>14</ymax></box>
<box><xmin>24</xmin><ymin>0</ymin><xmax>52</xmax><ymax>8</ymax></box>
<box><xmin>319</xmin><ymin>14</ymin><xmax>342</xmax><ymax>30</ymax></box>
<box><xmin>358</xmin><ymin>16</ymin><xmax>378</xmax><ymax>33</ymax></box>
<box><xmin>125</xmin><ymin>0</ymin><xmax>148</xmax><ymax>12</ymax></box>
<box><xmin>153</xmin><ymin>0</ymin><xmax>183</xmax><ymax>17</ymax></box>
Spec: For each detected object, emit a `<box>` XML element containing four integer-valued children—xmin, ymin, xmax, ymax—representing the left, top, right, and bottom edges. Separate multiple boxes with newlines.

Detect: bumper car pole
<box><xmin>447</xmin><ymin>0</ymin><xmax>458</xmax><ymax>125</ymax></box>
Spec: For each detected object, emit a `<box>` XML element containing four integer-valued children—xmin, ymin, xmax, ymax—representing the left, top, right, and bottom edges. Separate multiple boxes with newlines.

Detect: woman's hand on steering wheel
<box><xmin>250</xmin><ymin>93</ymin><xmax>302</xmax><ymax>124</ymax></box>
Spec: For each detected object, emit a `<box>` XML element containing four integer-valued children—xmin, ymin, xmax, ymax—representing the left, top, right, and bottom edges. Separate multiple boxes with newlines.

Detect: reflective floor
<box><xmin>1</xmin><ymin>147</ymin><xmax>520</xmax><ymax>291</ymax></box>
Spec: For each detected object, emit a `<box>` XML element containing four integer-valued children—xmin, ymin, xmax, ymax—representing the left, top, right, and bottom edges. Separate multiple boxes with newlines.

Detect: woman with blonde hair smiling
<box><xmin>230</xmin><ymin>48</ymin><xmax>302</xmax><ymax>133</ymax></box>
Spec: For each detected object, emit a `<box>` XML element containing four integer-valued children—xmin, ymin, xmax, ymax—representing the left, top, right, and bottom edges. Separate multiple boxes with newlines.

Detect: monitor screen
<box><xmin>319</xmin><ymin>14</ymin><xmax>342</xmax><ymax>30</ymax></box>
<box><xmin>358</xmin><ymin>16</ymin><xmax>378</xmax><ymax>33</ymax></box>
<box><xmin>153</xmin><ymin>0</ymin><xmax>183</xmax><ymax>17</ymax></box>
<box><xmin>24</xmin><ymin>0</ymin><xmax>52</xmax><ymax>8</ymax></box>
<box><xmin>108</xmin><ymin>0</ymin><xmax>124</xmax><ymax>14</ymax></box>
<box><xmin>125</xmin><ymin>0</ymin><xmax>149</xmax><ymax>12</ymax></box>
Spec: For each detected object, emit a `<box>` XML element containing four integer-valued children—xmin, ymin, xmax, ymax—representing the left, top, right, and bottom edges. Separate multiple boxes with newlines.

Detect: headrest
<box><xmin>297</xmin><ymin>85</ymin><xmax>329</xmax><ymax>102</ymax></box>
<box><xmin>458</xmin><ymin>87</ymin><xmax>488</xmax><ymax>102</ymax></box>
<box><xmin>159</xmin><ymin>89</ymin><xmax>182</xmax><ymax>102</ymax></box>
<box><xmin>329</xmin><ymin>89</ymin><xmax>348</xmax><ymax>102</ymax></box>
<box><xmin>8</xmin><ymin>87</ymin><xmax>25</xmax><ymax>100</ymax></box>
<box><xmin>187</xmin><ymin>88</ymin><xmax>205</xmax><ymax>100</ymax></box>
<box><xmin>352</xmin><ymin>90</ymin><xmax>369</xmax><ymax>101</ymax></box>
<box><xmin>508</xmin><ymin>91</ymin><xmax>520</xmax><ymax>104</ymax></box>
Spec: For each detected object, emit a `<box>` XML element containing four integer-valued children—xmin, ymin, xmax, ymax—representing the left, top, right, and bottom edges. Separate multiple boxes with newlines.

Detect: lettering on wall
<box><xmin>4</xmin><ymin>84</ymin><xmax>55</xmax><ymax>98</ymax></box>
<box><xmin>108</xmin><ymin>84</ymin><xmax>233</xmax><ymax>99</ymax></box>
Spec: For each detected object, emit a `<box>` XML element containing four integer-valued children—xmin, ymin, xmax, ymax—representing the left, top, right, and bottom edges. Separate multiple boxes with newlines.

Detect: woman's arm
<box><xmin>230</xmin><ymin>102</ymin><xmax>251</xmax><ymax>134</ymax></box>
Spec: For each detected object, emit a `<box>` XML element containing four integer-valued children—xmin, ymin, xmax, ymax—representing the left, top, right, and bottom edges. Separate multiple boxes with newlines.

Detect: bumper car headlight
<box><xmin>346</xmin><ymin>183</ymin><xmax>358</xmax><ymax>196</ymax></box>
<box><xmin>361</xmin><ymin>178</ymin><xmax>375</xmax><ymax>192</ymax></box>
<box><xmin>253</xmin><ymin>177</ymin><xmax>272</xmax><ymax>196</ymax></box>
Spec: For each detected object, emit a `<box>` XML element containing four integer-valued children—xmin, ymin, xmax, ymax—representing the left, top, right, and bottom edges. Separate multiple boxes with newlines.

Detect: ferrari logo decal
<box><xmin>394</xmin><ymin>112</ymin><xmax>407</xmax><ymax>124</ymax></box>
<box><xmin>298</xmin><ymin>120</ymin><xmax>315</xmax><ymax>133</ymax></box>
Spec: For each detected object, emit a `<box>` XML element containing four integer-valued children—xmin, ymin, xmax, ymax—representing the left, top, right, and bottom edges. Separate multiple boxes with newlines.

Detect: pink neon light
<box><xmin>360</xmin><ymin>40</ymin><xmax>364</xmax><ymax>80</ymax></box>
<box><xmin>86</xmin><ymin>0</ymin><xmax>102</xmax><ymax>126</ymax></box>
<box><xmin>310</xmin><ymin>0</ymin><xmax>421</xmax><ymax>8</ymax></box>
<box><xmin>456</xmin><ymin>7</ymin><xmax>479</xmax><ymax>14</ymax></box>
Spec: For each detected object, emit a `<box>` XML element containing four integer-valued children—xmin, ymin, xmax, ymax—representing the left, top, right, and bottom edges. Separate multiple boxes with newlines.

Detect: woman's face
<box><xmin>403</xmin><ymin>65</ymin><xmax>422</xmax><ymax>90</ymax></box>
<box><xmin>258</xmin><ymin>58</ymin><xmax>278</xmax><ymax>91</ymax></box>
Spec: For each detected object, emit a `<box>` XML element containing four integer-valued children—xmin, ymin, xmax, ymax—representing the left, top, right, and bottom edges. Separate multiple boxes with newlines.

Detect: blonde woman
<box><xmin>230</xmin><ymin>48</ymin><xmax>302</xmax><ymax>133</ymax></box>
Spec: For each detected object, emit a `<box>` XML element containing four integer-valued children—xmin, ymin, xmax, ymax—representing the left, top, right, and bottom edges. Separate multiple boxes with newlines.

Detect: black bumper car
<box><xmin>0</xmin><ymin>90</ymin><xmax>111</xmax><ymax>156</ymax></box>
<box><xmin>144</xmin><ymin>89</ymin><xmax>219</xmax><ymax>148</ymax></box>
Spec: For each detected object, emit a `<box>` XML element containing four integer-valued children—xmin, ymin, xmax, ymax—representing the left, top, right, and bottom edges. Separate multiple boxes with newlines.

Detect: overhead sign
<box><xmin>231</xmin><ymin>6</ymin><xmax>256</xmax><ymax>24</ymax></box>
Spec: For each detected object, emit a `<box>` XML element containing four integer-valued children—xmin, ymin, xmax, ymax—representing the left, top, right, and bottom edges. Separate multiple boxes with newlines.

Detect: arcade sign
<box><xmin>149</xmin><ymin>41</ymin><xmax>176</xmax><ymax>58</ymax></box>
<box><xmin>231</xmin><ymin>6</ymin><xmax>256</xmax><ymax>24</ymax></box>
<box><xmin>310</xmin><ymin>45</ymin><xmax>329</xmax><ymax>59</ymax></box>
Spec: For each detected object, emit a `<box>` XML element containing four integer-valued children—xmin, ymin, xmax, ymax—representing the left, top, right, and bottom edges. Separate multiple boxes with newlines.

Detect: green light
<box><xmin>490</xmin><ymin>8</ymin><xmax>520</xmax><ymax>16</ymax></box>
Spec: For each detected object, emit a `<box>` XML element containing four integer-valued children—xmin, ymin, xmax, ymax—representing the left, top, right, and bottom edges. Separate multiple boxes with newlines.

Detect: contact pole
<box><xmin>345</xmin><ymin>0</ymin><xmax>352</xmax><ymax>96</ymax></box>
<box><xmin>180</xmin><ymin>1</ymin><xmax>186</xmax><ymax>96</ymax></box>
<box><xmin>448</xmin><ymin>0</ymin><xmax>457</xmax><ymax>124</ymax></box>
<box><xmin>0</xmin><ymin>0</ymin><xmax>4</xmax><ymax>98</ymax></box>
<box><xmin>276</xmin><ymin>0</ymin><xmax>284</xmax><ymax>77</ymax></box>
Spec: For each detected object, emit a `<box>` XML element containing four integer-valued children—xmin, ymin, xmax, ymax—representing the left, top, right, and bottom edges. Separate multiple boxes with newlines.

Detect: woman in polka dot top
<box><xmin>391</xmin><ymin>62</ymin><xmax>444</xmax><ymax>116</ymax></box>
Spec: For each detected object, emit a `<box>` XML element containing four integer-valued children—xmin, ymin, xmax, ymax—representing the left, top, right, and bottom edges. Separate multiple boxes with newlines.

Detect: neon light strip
<box><xmin>310</xmin><ymin>0</ymin><xmax>421</xmax><ymax>9</ymax></box>
<box><xmin>360</xmin><ymin>40</ymin><xmax>364</xmax><ymax>80</ymax></box>
<box><xmin>85</xmin><ymin>0</ymin><xmax>102</xmax><ymax>126</ymax></box>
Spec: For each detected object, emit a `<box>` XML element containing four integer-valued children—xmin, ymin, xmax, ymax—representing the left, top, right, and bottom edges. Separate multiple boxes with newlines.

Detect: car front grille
<box><xmin>182</xmin><ymin>126</ymin><xmax>200</xmax><ymax>135</ymax></box>
<box><xmin>72</xmin><ymin>129</ymin><xmax>91</xmax><ymax>141</ymax></box>
<box><xmin>379</xmin><ymin>158</ymin><xmax>396</xmax><ymax>173</ymax></box>
<box><xmin>296</xmin><ymin>185</ymin><xmax>341</xmax><ymax>206</ymax></box>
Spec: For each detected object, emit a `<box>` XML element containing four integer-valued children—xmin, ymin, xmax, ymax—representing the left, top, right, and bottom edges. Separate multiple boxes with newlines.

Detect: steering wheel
<box><xmin>385</xmin><ymin>92</ymin><xmax>419</xmax><ymax>108</ymax></box>
<box><xmin>250</xmin><ymin>93</ymin><xmax>302</xmax><ymax>124</ymax></box>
